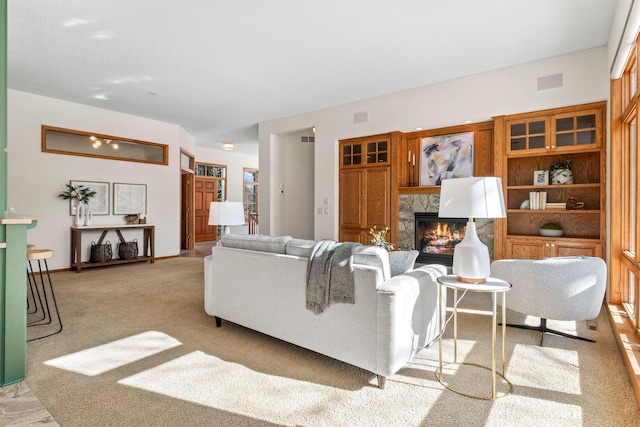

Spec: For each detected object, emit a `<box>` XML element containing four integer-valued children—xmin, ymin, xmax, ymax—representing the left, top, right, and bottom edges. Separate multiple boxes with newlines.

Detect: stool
<box><xmin>27</xmin><ymin>248</ymin><xmax>62</xmax><ymax>341</ymax></box>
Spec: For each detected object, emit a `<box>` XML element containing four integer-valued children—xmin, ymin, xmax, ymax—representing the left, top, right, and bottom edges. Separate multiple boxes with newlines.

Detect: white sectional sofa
<box><xmin>204</xmin><ymin>234</ymin><xmax>446</xmax><ymax>388</ymax></box>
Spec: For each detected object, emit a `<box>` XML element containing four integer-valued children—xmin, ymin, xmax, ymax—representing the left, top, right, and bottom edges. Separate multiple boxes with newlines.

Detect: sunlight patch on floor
<box><xmin>118</xmin><ymin>350</ymin><xmax>326</xmax><ymax>424</ymax></box>
<box><xmin>44</xmin><ymin>331</ymin><xmax>182</xmax><ymax>376</ymax></box>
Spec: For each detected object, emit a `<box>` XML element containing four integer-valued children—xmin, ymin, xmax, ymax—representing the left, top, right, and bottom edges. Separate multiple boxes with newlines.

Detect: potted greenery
<box><xmin>549</xmin><ymin>159</ymin><xmax>573</xmax><ymax>185</ymax></box>
<box><xmin>539</xmin><ymin>222</ymin><xmax>563</xmax><ymax>237</ymax></box>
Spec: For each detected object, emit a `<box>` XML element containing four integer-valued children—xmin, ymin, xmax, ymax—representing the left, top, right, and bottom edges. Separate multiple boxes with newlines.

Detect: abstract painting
<box><xmin>419</xmin><ymin>132</ymin><xmax>474</xmax><ymax>186</ymax></box>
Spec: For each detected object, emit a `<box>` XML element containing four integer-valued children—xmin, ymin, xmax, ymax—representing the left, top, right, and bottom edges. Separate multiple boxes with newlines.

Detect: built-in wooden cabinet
<box><xmin>339</xmin><ymin>134</ymin><xmax>396</xmax><ymax>245</ymax></box>
<box><xmin>494</xmin><ymin>101</ymin><xmax>606</xmax><ymax>260</ymax></box>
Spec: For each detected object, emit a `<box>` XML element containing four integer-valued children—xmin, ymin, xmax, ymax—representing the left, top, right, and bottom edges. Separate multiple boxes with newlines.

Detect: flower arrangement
<box><xmin>369</xmin><ymin>226</ymin><xmax>394</xmax><ymax>251</ymax></box>
<box><xmin>58</xmin><ymin>183</ymin><xmax>96</xmax><ymax>204</ymax></box>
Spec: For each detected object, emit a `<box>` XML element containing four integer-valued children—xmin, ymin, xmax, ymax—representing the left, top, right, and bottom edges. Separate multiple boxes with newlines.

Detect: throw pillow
<box><xmin>388</xmin><ymin>250</ymin><xmax>419</xmax><ymax>277</ymax></box>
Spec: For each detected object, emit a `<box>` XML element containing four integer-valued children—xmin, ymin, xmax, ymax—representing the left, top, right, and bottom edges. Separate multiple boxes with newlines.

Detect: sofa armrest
<box><xmin>375</xmin><ymin>264</ymin><xmax>447</xmax><ymax>377</ymax></box>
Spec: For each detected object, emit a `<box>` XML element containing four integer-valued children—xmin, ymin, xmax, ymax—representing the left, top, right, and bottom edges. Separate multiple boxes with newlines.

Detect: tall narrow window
<box><xmin>615</xmin><ymin>42</ymin><xmax>640</xmax><ymax>329</ymax></box>
<box><xmin>243</xmin><ymin>168</ymin><xmax>258</xmax><ymax>222</ymax></box>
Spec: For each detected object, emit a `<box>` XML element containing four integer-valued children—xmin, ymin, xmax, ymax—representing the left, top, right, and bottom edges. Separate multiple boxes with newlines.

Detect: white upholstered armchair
<box><xmin>490</xmin><ymin>256</ymin><xmax>607</xmax><ymax>345</ymax></box>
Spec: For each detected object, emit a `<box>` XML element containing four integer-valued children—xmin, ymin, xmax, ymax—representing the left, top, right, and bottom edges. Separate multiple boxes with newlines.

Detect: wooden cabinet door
<box><xmin>339</xmin><ymin>229</ymin><xmax>368</xmax><ymax>245</ymax></box>
<box><xmin>505</xmin><ymin>238</ymin><xmax>546</xmax><ymax>259</ymax></box>
<box><xmin>365</xmin><ymin>167</ymin><xmax>390</xmax><ymax>228</ymax></box>
<box><xmin>554</xmin><ymin>241</ymin><xmax>602</xmax><ymax>258</ymax></box>
<box><xmin>339</xmin><ymin>169</ymin><xmax>365</xmax><ymax>228</ymax></box>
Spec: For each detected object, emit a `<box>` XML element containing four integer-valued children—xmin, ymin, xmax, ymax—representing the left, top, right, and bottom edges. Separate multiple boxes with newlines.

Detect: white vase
<box><xmin>75</xmin><ymin>203</ymin><xmax>86</xmax><ymax>227</ymax></box>
<box><xmin>85</xmin><ymin>207</ymin><xmax>93</xmax><ymax>226</ymax></box>
<box><xmin>550</xmin><ymin>168</ymin><xmax>573</xmax><ymax>185</ymax></box>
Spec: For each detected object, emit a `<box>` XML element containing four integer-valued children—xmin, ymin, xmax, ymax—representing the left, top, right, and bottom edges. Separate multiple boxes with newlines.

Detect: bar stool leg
<box><xmin>26</xmin><ymin>260</ymin><xmax>46</xmax><ymax>323</ymax></box>
<box><xmin>27</xmin><ymin>251</ymin><xmax>63</xmax><ymax>341</ymax></box>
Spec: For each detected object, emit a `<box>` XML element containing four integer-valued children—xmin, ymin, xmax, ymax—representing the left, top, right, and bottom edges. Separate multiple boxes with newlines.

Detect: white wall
<box><xmin>8</xmin><ymin>89</ymin><xmax>192</xmax><ymax>270</ymax></box>
<box><xmin>259</xmin><ymin>47</ymin><xmax>610</xmax><ymax>240</ymax></box>
<box><xmin>194</xmin><ymin>145</ymin><xmax>259</xmax><ymax>234</ymax></box>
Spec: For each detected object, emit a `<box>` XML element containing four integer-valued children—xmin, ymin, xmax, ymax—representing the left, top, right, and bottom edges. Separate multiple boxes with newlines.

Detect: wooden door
<box><xmin>195</xmin><ymin>177</ymin><xmax>218</xmax><ymax>242</ymax></box>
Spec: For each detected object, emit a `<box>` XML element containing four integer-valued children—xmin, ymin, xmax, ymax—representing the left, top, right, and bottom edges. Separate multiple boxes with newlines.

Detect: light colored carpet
<box><xmin>23</xmin><ymin>258</ymin><xmax>640</xmax><ymax>426</ymax></box>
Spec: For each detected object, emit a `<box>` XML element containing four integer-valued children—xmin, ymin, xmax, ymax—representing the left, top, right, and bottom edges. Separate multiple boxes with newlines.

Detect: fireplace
<box><xmin>414</xmin><ymin>212</ymin><xmax>467</xmax><ymax>266</ymax></box>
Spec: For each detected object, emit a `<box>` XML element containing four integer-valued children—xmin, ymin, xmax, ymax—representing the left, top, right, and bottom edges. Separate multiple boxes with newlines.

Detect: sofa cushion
<box><xmin>220</xmin><ymin>234</ymin><xmax>292</xmax><ymax>254</ymax></box>
<box><xmin>285</xmin><ymin>239</ymin><xmax>316</xmax><ymax>257</ymax></box>
<box><xmin>352</xmin><ymin>246</ymin><xmax>391</xmax><ymax>281</ymax></box>
<box><xmin>388</xmin><ymin>250</ymin><xmax>419</xmax><ymax>277</ymax></box>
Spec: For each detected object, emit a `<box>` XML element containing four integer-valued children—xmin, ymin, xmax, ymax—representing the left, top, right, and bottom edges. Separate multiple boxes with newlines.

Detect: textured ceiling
<box><xmin>8</xmin><ymin>1</ymin><xmax>615</xmax><ymax>153</ymax></box>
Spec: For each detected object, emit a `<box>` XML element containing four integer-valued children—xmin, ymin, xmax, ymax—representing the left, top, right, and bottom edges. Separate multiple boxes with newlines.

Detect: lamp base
<box><xmin>452</xmin><ymin>221</ymin><xmax>491</xmax><ymax>284</ymax></box>
<box><xmin>455</xmin><ymin>275</ymin><xmax>487</xmax><ymax>284</ymax></box>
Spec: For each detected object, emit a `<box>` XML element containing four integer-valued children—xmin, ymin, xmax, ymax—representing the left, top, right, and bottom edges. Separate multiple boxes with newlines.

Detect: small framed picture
<box><xmin>533</xmin><ymin>170</ymin><xmax>549</xmax><ymax>186</ymax></box>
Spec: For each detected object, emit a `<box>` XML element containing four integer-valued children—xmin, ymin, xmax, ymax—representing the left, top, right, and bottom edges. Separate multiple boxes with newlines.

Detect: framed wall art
<box><xmin>69</xmin><ymin>180</ymin><xmax>110</xmax><ymax>215</ymax></box>
<box><xmin>419</xmin><ymin>132</ymin><xmax>474</xmax><ymax>186</ymax></box>
<box><xmin>113</xmin><ymin>183</ymin><xmax>147</xmax><ymax>215</ymax></box>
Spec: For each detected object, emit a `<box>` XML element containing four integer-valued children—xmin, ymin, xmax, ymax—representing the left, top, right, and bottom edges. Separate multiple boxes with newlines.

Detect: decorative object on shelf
<box><xmin>125</xmin><ymin>214</ymin><xmax>139</xmax><ymax>225</ymax></box>
<box><xmin>75</xmin><ymin>203</ymin><xmax>86</xmax><ymax>227</ymax></box>
<box><xmin>533</xmin><ymin>170</ymin><xmax>549</xmax><ymax>186</ymax></box>
<box><xmin>369</xmin><ymin>226</ymin><xmax>394</xmax><ymax>251</ymax></box>
<box><xmin>549</xmin><ymin>159</ymin><xmax>573</xmax><ymax>185</ymax></box>
<box><xmin>208</xmin><ymin>201</ymin><xmax>245</xmax><ymax>234</ymax></box>
<box><xmin>90</xmin><ymin>240</ymin><xmax>112</xmax><ymax>263</ymax></box>
<box><xmin>139</xmin><ymin>213</ymin><xmax>147</xmax><ymax>224</ymax></box>
<box><xmin>407</xmin><ymin>149</ymin><xmax>416</xmax><ymax>186</ymax></box>
<box><xmin>85</xmin><ymin>207</ymin><xmax>93</xmax><ymax>226</ymax></box>
<box><xmin>539</xmin><ymin>222</ymin><xmax>563</xmax><ymax>237</ymax></box>
<box><xmin>528</xmin><ymin>191</ymin><xmax>547</xmax><ymax>210</ymax></box>
<box><xmin>438</xmin><ymin>176</ymin><xmax>506</xmax><ymax>283</ymax></box>
<box><xmin>567</xmin><ymin>196</ymin><xmax>585</xmax><ymax>210</ymax></box>
<box><xmin>118</xmin><ymin>238</ymin><xmax>139</xmax><ymax>260</ymax></box>
<box><xmin>520</xmin><ymin>199</ymin><xmax>530</xmax><ymax>210</ymax></box>
<box><xmin>420</xmin><ymin>132</ymin><xmax>474</xmax><ymax>186</ymax></box>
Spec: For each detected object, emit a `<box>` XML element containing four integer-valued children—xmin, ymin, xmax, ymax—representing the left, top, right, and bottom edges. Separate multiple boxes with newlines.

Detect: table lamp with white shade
<box><xmin>208</xmin><ymin>201</ymin><xmax>245</xmax><ymax>235</ymax></box>
<box><xmin>438</xmin><ymin>177</ymin><xmax>506</xmax><ymax>284</ymax></box>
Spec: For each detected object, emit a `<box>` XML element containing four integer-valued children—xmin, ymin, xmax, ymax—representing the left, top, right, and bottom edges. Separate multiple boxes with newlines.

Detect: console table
<box><xmin>70</xmin><ymin>224</ymin><xmax>155</xmax><ymax>273</ymax></box>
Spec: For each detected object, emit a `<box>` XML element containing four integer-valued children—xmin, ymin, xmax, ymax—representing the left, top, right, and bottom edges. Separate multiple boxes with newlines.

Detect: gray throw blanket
<box><xmin>306</xmin><ymin>240</ymin><xmax>362</xmax><ymax>314</ymax></box>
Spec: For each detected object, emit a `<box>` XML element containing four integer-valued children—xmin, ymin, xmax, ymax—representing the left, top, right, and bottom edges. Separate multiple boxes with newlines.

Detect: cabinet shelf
<box><xmin>508</xmin><ymin>234</ymin><xmax>600</xmax><ymax>242</ymax></box>
<box><xmin>507</xmin><ymin>209</ymin><xmax>600</xmax><ymax>214</ymax></box>
<box><xmin>507</xmin><ymin>183</ymin><xmax>600</xmax><ymax>190</ymax></box>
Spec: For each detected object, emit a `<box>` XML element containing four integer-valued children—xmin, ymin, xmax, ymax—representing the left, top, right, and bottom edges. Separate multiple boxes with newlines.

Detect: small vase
<box><xmin>75</xmin><ymin>203</ymin><xmax>86</xmax><ymax>227</ymax></box>
<box><xmin>85</xmin><ymin>207</ymin><xmax>93</xmax><ymax>226</ymax></box>
<box><xmin>551</xmin><ymin>168</ymin><xmax>573</xmax><ymax>185</ymax></box>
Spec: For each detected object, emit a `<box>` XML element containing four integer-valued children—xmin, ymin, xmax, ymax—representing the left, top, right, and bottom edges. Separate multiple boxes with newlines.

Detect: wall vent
<box><xmin>300</xmin><ymin>136</ymin><xmax>315</xmax><ymax>143</ymax></box>
<box><xmin>537</xmin><ymin>73</ymin><xmax>564</xmax><ymax>91</ymax></box>
<box><xmin>353</xmin><ymin>111</ymin><xmax>369</xmax><ymax>124</ymax></box>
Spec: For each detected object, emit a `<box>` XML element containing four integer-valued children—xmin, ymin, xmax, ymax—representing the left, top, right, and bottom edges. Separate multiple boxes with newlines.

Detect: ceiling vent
<box><xmin>300</xmin><ymin>136</ymin><xmax>315</xmax><ymax>143</ymax></box>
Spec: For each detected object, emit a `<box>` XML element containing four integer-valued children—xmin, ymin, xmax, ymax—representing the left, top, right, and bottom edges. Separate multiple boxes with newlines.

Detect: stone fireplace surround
<box><xmin>397</xmin><ymin>193</ymin><xmax>495</xmax><ymax>265</ymax></box>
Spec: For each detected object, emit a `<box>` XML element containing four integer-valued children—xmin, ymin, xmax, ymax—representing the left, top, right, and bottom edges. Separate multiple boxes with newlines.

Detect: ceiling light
<box><xmin>90</xmin><ymin>136</ymin><xmax>118</xmax><ymax>150</ymax></box>
<box><xmin>221</xmin><ymin>142</ymin><xmax>236</xmax><ymax>151</ymax></box>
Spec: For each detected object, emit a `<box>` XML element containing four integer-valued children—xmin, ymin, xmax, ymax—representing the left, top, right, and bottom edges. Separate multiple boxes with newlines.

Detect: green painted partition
<box><xmin>0</xmin><ymin>0</ymin><xmax>34</xmax><ymax>386</ymax></box>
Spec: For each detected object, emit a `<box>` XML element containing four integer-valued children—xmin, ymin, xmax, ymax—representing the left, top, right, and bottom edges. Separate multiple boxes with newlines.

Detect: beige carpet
<box><xmin>23</xmin><ymin>258</ymin><xmax>640</xmax><ymax>426</ymax></box>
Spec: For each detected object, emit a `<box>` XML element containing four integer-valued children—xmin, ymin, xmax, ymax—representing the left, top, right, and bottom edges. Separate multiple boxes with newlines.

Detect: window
<box><xmin>42</xmin><ymin>125</ymin><xmax>168</xmax><ymax>165</ymax></box>
<box><xmin>613</xmin><ymin>42</ymin><xmax>640</xmax><ymax>329</ymax></box>
<box><xmin>243</xmin><ymin>168</ymin><xmax>258</xmax><ymax>221</ymax></box>
<box><xmin>195</xmin><ymin>163</ymin><xmax>226</xmax><ymax>201</ymax></box>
